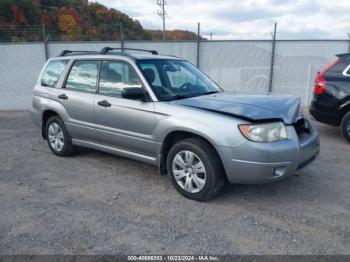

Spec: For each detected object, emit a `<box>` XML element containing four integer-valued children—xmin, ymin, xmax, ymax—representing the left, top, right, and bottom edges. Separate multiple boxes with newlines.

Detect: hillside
<box><xmin>0</xmin><ymin>0</ymin><xmax>199</xmax><ymax>42</ymax></box>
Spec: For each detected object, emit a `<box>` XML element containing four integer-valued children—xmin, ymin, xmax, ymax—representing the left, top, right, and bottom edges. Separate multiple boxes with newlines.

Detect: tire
<box><xmin>340</xmin><ymin>111</ymin><xmax>350</xmax><ymax>143</ymax></box>
<box><xmin>46</xmin><ymin>116</ymin><xmax>76</xmax><ymax>156</ymax></box>
<box><xmin>166</xmin><ymin>138</ymin><xmax>226</xmax><ymax>201</ymax></box>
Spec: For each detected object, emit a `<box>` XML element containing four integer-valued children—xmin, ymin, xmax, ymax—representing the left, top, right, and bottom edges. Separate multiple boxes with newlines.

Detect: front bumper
<box><xmin>218</xmin><ymin>119</ymin><xmax>320</xmax><ymax>184</ymax></box>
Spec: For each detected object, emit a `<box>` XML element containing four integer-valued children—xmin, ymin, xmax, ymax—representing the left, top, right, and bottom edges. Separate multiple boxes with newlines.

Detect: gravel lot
<box><xmin>0</xmin><ymin>111</ymin><xmax>349</xmax><ymax>255</ymax></box>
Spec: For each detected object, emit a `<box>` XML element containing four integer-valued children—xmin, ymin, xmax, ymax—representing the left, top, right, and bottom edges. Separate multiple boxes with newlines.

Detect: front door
<box><xmin>93</xmin><ymin>60</ymin><xmax>156</xmax><ymax>158</ymax></box>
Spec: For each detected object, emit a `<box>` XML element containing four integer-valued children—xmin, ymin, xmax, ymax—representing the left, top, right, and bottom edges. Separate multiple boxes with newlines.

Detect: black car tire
<box><xmin>167</xmin><ymin>138</ymin><xmax>226</xmax><ymax>201</ymax></box>
<box><xmin>340</xmin><ymin>111</ymin><xmax>350</xmax><ymax>143</ymax></box>
<box><xmin>46</xmin><ymin>116</ymin><xmax>76</xmax><ymax>156</ymax></box>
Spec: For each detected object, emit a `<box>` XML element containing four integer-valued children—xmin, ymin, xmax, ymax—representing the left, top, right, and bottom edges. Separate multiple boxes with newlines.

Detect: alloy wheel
<box><xmin>48</xmin><ymin>122</ymin><xmax>64</xmax><ymax>152</ymax></box>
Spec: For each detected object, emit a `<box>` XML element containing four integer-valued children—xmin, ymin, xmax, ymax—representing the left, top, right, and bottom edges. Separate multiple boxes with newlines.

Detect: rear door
<box><xmin>59</xmin><ymin>60</ymin><xmax>100</xmax><ymax>140</ymax></box>
<box><xmin>93</xmin><ymin>60</ymin><xmax>156</xmax><ymax>158</ymax></box>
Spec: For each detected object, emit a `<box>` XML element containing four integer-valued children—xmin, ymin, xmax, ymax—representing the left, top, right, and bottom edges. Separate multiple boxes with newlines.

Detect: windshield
<box><xmin>137</xmin><ymin>59</ymin><xmax>221</xmax><ymax>101</ymax></box>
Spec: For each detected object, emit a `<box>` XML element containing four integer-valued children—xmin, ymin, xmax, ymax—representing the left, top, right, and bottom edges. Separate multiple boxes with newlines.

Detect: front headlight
<box><xmin>238</xmin><ymin>122</ymin><xmax>287</xmax><ymax>142</ymax></box>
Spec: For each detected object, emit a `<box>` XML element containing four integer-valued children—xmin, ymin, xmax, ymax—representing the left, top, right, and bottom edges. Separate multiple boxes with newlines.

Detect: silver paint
<box><xmin>48</xmin><ymin>122</ymin><xmax>64</xmax><ymax>151</ymax></box>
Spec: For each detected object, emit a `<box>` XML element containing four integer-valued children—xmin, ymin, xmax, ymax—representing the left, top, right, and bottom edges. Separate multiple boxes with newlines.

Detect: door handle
<box><xmin>58</xmin><ymin>94</ymin><xmax>68</xmax><ymax>100</ymax></box>
<box><xmin>97</xmin><ymin>100</ymin><xmax>111</xmax><ymax>107</ymax></box>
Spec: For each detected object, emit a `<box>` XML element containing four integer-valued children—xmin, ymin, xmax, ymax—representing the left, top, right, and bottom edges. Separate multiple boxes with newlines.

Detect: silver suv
<box><xmin>31</xmin><ymin>47</ymin><xmax>320</xmax><ymax>201</ymax></box>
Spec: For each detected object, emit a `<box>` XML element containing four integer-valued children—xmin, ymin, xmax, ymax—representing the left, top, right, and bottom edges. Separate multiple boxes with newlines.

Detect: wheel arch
<box><xmin>159</xmin><ymin>130</ymin><xmax>225</xmax><ymax>178</ymax></box>
<box><xmin>42</xmin><ymin>110</ymin><xmax>59</xmax><ymax>139</ymax></box>
<box><xmin>340</xmin><ymin>100</ymin><xmax>350</xmax><ymax>119</ymax></box>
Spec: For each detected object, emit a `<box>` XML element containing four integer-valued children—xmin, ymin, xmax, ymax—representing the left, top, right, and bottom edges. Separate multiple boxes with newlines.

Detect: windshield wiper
<box><xmin>161</xmin><ymin>94</ymin><xmax>194</xmax><ymax>101</ymax></box>
<box><xmin>161</xmin><ymin>91</ymin><xmax>220</xmax><ymax>101</ymax></box>
<box><xmin>200</xmin><ymin>91</ymin><xmax>220</xmax><ymax>96</ymax></box>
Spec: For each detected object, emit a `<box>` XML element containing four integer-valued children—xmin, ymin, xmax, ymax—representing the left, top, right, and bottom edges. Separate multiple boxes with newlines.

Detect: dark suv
<box><xmin>309</xmin><ymin>52</ymin><xmax>350</xmax><ymax>142</ymax></box>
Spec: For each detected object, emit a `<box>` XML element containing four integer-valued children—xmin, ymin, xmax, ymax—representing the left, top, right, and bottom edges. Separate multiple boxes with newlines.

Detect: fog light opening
<box><xmin>273</xmin><ymin>167</ymin><xmax>286</xmax><ymax>177</ymax></box>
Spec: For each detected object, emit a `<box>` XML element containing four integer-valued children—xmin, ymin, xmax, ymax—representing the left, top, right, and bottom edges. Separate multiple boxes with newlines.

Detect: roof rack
<box><xmin>100</xmin><ymin>47</ymin><xmax>158</xmax><ymax>55</ymax></box>
<box><xmin>58</xmin><ymin>50</ymin><xmax>98</xmax><ymax>57</ymax></box>
<box><xmin>336</xmin><ymin>52</ymin><xmax>350</xmax><ymax>58</ymax></box>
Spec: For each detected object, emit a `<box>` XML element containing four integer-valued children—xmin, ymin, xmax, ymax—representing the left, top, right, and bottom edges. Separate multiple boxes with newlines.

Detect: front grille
<box><xmin>293</xmin><ymin>114</ymin><xmax>310</xmax><ymax>136</ymax></box>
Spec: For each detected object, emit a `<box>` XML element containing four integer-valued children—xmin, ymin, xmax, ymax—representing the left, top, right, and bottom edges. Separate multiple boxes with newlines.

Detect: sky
<box><xmin>97</xmin><ymin>0</ymin><xmax>350</xmax><ymax>39</ymax></box>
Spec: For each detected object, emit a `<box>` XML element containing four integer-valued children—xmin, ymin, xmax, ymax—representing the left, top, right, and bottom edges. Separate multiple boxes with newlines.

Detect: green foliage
<box><xmin>0</xmin><ymin>0</ymin><xmax>198</xmax><ymax>42</ymax></box>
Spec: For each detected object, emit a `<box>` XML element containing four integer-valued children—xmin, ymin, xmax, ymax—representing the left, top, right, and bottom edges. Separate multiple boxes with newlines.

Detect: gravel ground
<box><xmin>0</xmin><ymin>111</ymin><xmax>349</xmax><ymax>255</ymax></box>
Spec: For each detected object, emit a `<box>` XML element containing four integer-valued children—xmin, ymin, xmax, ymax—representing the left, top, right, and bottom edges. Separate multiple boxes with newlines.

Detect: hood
<box><xmin>172</xmin><ymin>93</ymin><xmax>301</xmax><ymax>124</ymax></box>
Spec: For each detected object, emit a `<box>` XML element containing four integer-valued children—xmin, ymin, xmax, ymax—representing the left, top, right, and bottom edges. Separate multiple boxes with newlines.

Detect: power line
<box><xmin>156</xmin><ymin>0</ymin><xmax>166</xmax><ymax>40</ymax></box>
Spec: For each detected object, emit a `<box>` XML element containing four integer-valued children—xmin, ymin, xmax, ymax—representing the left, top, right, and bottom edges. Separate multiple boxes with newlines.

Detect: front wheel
<box><xmin>340</xmin><ymin>111</ymin><xmax>350</xmax><ymax>143</ymax></box>
<box><xmin>166</xmin><ymin>138</ymin><xmax>226</xmax><ymax>201</ymax></box>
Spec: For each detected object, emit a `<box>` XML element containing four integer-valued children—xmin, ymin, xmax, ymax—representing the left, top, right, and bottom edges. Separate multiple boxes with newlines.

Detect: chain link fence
<box><xmin>0</xmin><ymin>39</ymin><xmax>349</xmax><ymax>110</ymax></box>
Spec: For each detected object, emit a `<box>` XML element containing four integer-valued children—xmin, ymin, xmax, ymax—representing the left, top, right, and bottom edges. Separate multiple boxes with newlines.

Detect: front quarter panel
<box><xmin>154</xmin><ymin>102</ymin><xmax>247</xmax><ymax>149</ymax></box>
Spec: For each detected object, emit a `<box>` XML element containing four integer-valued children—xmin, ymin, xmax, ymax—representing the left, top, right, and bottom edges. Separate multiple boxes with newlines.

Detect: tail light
<box><xmin>314</xmin><ymin>58</ymin><xmax>341</xmax><ymax>95</ymax></box>
<box><xmin>314</xmin><ymin>73</ymin><xmax>326</xmax><ymax>95</ymax></box>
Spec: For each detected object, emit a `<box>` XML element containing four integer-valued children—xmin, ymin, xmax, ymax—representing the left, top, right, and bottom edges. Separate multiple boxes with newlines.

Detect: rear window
<box><xmin>41</xmin><ymin>60</ymin><xmax>68</xmax><ymax>88</ymax></box>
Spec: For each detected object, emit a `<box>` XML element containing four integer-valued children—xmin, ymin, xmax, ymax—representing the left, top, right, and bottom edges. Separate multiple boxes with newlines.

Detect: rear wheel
<box><xmin>46</xmin><ymin>116</ymin><xmax>76</xmax><ymax>156</ymax></box>
<box><xmin>166</xmin><ymin>138</ymin><xmax>225</xmax><ymax>201</ymax></box>
<box><xmin>340</xmin><ymin>111</ymin><xmax>350</xmax><ymax>143</ymax></box>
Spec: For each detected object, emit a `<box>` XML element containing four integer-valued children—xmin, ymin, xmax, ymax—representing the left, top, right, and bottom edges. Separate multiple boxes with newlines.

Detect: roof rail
<box><xmin>101</xmin><ymin>47</ymin><xmax>158</xmax><ymax>55</ymax></box>
<box><xmin>58</xmin><ymin>50</ymin><xmax>98</xmax><ymax>57</ymax></box>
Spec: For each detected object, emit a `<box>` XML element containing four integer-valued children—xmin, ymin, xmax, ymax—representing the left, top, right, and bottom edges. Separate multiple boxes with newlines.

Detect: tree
<box><xmin>11</xmin><ymin>5</ymin><xmax>27</xmax><ymax>24</ymax></box>
<box><xmin>0</xmin><ymin>0</ymin><xmax>199</xmax><ymax>42</ymax></box>
<box><xmin>58</xmin><ymin>14</ymin><xmax>77</xmax><ymax>34</ymax></box>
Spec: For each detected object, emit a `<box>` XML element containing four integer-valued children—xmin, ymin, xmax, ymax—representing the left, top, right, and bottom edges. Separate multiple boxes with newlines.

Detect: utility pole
<box><xmin>156</xmin><ymin>0</ymin><xmax>166</xmax><ymax>40</ymax></box>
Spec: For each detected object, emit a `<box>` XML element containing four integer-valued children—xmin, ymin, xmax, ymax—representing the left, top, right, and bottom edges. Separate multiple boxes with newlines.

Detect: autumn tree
<box><xmin>58</xmin><ymin>14</ymin><xmax>76</xmax><ymax>34</ymax></box>
<box><xmin>0</xmin><ymin>0</ymin><xmax>199</xmax><ymax>42</ymax></box>
<box><xmin>11</xmin><ymin>5</ymin><xmax>27</xmax><ymax>24</ymax></box>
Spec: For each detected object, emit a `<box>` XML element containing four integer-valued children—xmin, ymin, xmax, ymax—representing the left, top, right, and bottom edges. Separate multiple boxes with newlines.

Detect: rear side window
<box><xmin>41</xmin><ymin>60</ymin><xmax>68</xmax><ymax>88</ymax></box>
<box><xmin>65</xmin><ymin>60</ymin><xmax>100</xmax><ymax>93</ymax></box>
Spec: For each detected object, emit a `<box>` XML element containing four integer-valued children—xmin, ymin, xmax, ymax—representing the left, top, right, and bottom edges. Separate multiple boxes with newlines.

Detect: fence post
<box><xmin>42</xmin><ymin>24</ymin><xmax>49</xmax><ymax>60</ymax></box>
<box><xmin>196</xmin><ymin>22</ymin><xmax>200</xmax><ymax>68</ymax></box>
<box><xmin>347</xmin><ymin>32</ymin><xmax>350</xmax><ymax>52</ymax></box>
<box><xmin>268</xmin><ymin>22</ymin><xmax>277</xmax><ymax>94</ymax></box>
<box><xmin>120</xmin><ymin>23</ymin><xmax>124</xmax><ymax>52</ymax></box>
<box><xmin>305</xmin><ymin>64</ymin><xmax>312</xmax><ymax>106</ymax></box>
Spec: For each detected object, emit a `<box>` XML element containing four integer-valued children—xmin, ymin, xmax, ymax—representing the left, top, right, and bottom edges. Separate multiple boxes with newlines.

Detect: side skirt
<box><xmin>72</xmin><ymin>139</ymin><xmax>159</xmax><ymax>167</ymax></box>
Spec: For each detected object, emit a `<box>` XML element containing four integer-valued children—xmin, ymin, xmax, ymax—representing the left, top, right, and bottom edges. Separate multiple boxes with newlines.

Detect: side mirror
<box><xmin>121</xmin><ymin>87</ymin><xmax>147</xmax><ymax>101</ymax></box>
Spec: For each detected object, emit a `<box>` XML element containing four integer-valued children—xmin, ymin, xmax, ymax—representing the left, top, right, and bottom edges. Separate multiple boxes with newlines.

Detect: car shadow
<box><xmin>212</xmin><ymin>168</ymin><xmax>321</xmax><ymax>204</ymax></box>
<box><xmin>76</xmin><ymin>146</ymin><xmax>322</xmax><ymax>203</ymax></box>
<box><xmin>76</xmin><ymin>146</ymin><xmax>160</xmax><ymax>174</ymax></box>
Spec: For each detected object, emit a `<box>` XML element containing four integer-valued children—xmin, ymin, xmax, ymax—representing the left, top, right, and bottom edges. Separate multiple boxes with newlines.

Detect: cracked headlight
<box><xmin>238</xmin><ymin>122</ymin><xmax>287</xmax><ymax>142</ymax></box>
